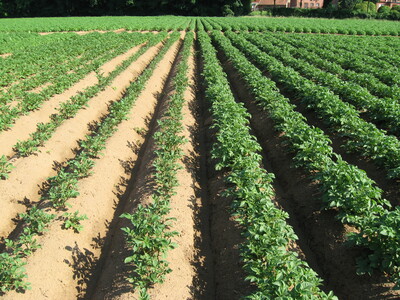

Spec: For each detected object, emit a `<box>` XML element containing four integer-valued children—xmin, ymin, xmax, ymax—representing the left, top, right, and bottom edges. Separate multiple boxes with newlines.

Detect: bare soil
<box><xmin>0</xmin><ymin>53</ymin><xmax>12</xmax><ymax>58</ymax></box>
<box><xmin>216</xmin><ymin>44</ymin><xmax>400</xmax><ymax>300</ymax></box>
<box><xmin>2</xmin><ymin>37</ymin><xmax>182</xmax><ymax>300</ymax></box>
<box><xmin>1</xmin><ymin>30</ymin><xmax>399</xmax><ymax>300</ymax></box>
<box><xmin>0</xmin><ymin>42</ymin><xmax>161</xmax><ymax>239</ymax></box>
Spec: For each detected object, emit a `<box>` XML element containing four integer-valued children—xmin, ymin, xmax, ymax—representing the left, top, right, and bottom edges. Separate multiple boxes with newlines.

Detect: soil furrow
<box><xmin>274</xmin><ymin>85</ymin><xmax>400</xmax><ymax>208</ymax></box>
<box><xmin>146</xmin><ymin>44</ymin><xmax>212</xmax><ymax>300</ymax></box>
<box><xmin>182</xmin><ymin>40</ymin><xmax>216</xmax><ymax>300</ymax></box>
<box><xmin>217</xmin><ymin>46</ymin><xmax>399</xmax><ymax>299</ymax></box>
<box><xmin>0</xmin><ymin>43</ymin><xmax>145</xmax><ymax>159</ymax></box>
<box><xmin>1</xmin><ymin>37</ymin><xmax>182</xmax><ymax>300</ymax></box>
<box><xmin>0</xmin><ymin>42</ymin><xmax>162</xmax><ymax>239</ymax></box>
<box><xmin>84</xmin><ymin>36</ymin><xmax>185</xmax><ymax>300</ymax></box>
<box><xmin>198</xmin><ymin>45</ymin><xmax>254</xmax><ymax>300</ymax></box>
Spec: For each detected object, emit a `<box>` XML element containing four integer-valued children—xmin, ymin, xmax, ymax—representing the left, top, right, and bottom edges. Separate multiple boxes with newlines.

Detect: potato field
<box><xmin>0</xmin><ymin>16</ymin><xmax>400</xmax><ymax>299</ymax></box>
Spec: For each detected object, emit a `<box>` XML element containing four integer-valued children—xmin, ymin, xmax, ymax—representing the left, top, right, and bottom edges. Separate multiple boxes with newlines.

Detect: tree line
<box><xmin>0</xmin><ymin>0</ymin><xmax>251</xmax><ymax>17</ymax></box>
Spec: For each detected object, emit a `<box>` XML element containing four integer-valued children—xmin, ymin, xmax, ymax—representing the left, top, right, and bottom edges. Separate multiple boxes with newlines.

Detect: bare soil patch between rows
<box><xmin>0</xmin><ymin>42</ymin><xmax>161</xmax><ymax>239</ymax></box>
<box><xmin>1</xmin><ymin>37</ymin><xmax>182</xmax><ymax>300</ymax></box>
<box><xmin>216</xmin><ymin>44</ymin><xmax>400</xmax><ymax>299</ymax></box>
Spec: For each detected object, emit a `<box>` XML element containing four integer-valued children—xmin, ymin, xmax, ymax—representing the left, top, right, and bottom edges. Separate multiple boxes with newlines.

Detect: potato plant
<box><xmin>121</xmin><ymin>32</ymin><xmax>194</xmax><ymax>299</ymax></box>
<box><xmin>228</xmin><ymin>31</ymin><xmax>400</xmax><ymax>180</ymax></box>
<box><xmin>272</xmin><ymin>33</ymin><xmax>400</xmax><ymax>100</ymax></box>
<box><xmin>245</xmin><ymin>32</ymin><xmax>400</xmax><ymax>136</ymax></box>
<box><xmin>199</xmin><ymin>30</ymin><xmax>336</xmax><ymax>299</ymax></box>
<box><xmin>220</xmin><ymin>30</ymin><xmax>400</xmax><ymax>289</ymax></box>
<box><xmin>0</xmin><ymin>33</ymin><xmax>153</xmax><ymax>132</ymax></box>
<box><xmin>0</xmin><ymin>32</ymin><xmax>179</xmax><ymax>293</ymax></box>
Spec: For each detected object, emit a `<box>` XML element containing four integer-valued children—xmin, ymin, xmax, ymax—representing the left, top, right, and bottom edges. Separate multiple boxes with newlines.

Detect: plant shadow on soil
<box><xmin>78</xmin><ymin>111</ymin><xmax>160</xmax><ymax>299</ymax></box>
<box><xmin>64</xmin><ymin>242</ymin><xmax>97</xmax><ymax>299</ymax></box>
<box><xmin>214</xmin><ymin>41</ymin><xmax>400</xmax><ymax>299</ymax></box>
<box><xmin>183</xmin><ymin>79</ymin><xmax>214</xmax><ymax>298</ymax></box>
<box><xmin>78</xmin><ymin>42</ymin><xmax>185</xmax><ymax>299</ymax></box>
<box><xmin>186</xmin><ymin>44</ymin><xmax>256</xmax><ymax>300</ymax></box>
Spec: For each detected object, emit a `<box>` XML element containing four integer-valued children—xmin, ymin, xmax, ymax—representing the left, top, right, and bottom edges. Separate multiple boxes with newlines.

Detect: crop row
<box><xmin>0</xmin><ymin>32</ymin><xmax>180</xmax><ymax>293</ymax></box>
<box><xmin>0</xmin><ymin>32</ymin><xmax>165</xmax><ymax>181</ymax></box>
<box><xmin>0</xmin><ymin>33</ymin><xmax>154</xmax><ymax>132</ymax></box>
<box><xmin>0</xmin><ymin>32</ymin><xmax>44</xmax><ymax>54</ymax></box>
<box><xmin>244</xmin><ymin>32</ymin><xmax>400</xmax><ymax>136</ymax></box>
<box><xmin>269</xmin><ymin>33</ymin><xmax>399</xmax><ymax>101</ymax></box>
<box><xmin>0</xmin><ymin>33</ymin><xmax>158</xmax><ymax>179</ymax></box>
<box><xmin>121</xmin><ymin>31</ymin><xmax>194</xmax><ymax>300</ymax></box>
<box><xmin>203</xmin><ymin>17</ymin><xmax>400</xmax><ymax>36</ymax></box>
<box><xmin>199</xmin><ymin>30</ymin><xmax>337</xmax><ymax>299</ymax></box>
<box><xmin>1</xmin><ymin>16</ymin><xmax>399</xmax><ymax>36</ymax></box>
<box><xmin>0</xmin><ymin>16</ymin><xmax>193</xmax><ymax>32</ymax></box>
<box><xmin>230</xmin><ymin>31</ymin><xmax>400</xmax><ymax>180</ymax></box>
<box><xmin>1</xmin><ymin>33</ymin><xmax>147</xmax><ymax>98</ymax></box>
<box><xmin>275</xmin><ymin>33</ymin><xmax>400</xmax><ymax>86</ymax></box>
<box><xmin>1</xmin><ymin>32</ymin><xmax>130</xmax><ymax>88</ymax></box>
<box><xmin>0</xmin><ymin>36</ymin><xmax>137</xmax><ymax>107</ymax></box>
<box><xmin>221</xmin><ymin>30</ymin><xmax>400</xmax><ymax>288</ymax></box>
<box><xmin>282</xmin><ymin>33</ymin><xmax>400</xmax><ymax>69</ymax></box>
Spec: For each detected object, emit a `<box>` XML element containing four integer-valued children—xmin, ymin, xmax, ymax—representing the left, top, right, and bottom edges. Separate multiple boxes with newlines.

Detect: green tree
<box><xmin>354</xmin><ymin>1</ymin><xmax>376</xmax><ymax>13</ymax></box>
<box><xmin>339</xmin><ymin>0</ymin><xmax>363</xmax><ymax>9</ymax></box>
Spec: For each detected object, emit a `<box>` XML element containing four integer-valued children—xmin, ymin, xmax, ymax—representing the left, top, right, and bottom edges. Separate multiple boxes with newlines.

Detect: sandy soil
<box><xmin>218</xmin><ymin>47</ymin><xmax>400</xmax><ymax>299</ymax></box>
<box><xmin>26</xmin><ymin>81</ymin><xmax>52</xmax><ymax>94</ymax></box>
<box><xmin>1</xmin><ymin>36</ymin><xmax>182</xmax><ymax>300</ymax></box>
<box><xmin>0</xmin><ymin>42</ymin><xmax>161</xmax><ymax>239</ymax></box>
<box><xmin>88</xmin><ymin>35</ymin><xmax>205</xmax><ymax>300</ymax></box>
<box><xmin>0</xmin><ymin>53</ymin><xmax>12</xmax><ymax>58</ymax></box>
<box><xmin>39</xmin><ymin>30</ymin><xmax>159</xmax><ymax>36</ymax></box>
<box><xmin>39</xmin><ymin>29</ymin><xmax>128</xmax><ymax>36</ymax></box>
<box><xmin>0</xmin><ymin>43</ymin><xmax>145</xmax><ymax>159</ymax></box>
<box><xmin>146</xmin><ymin>45</ymin><xmax>205</xmax><ymax>300</ymax></box>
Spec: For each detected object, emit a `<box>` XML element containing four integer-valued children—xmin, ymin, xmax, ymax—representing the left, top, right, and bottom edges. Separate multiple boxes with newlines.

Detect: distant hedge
<box><xmin>0</xmin><ymin>0</ymin><xmax>251</xmax><ymax>18</ymax></box>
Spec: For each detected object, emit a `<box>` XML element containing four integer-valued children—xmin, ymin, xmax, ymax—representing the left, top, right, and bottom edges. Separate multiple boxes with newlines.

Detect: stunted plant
<box><xmin>0</xmin><ymin>252</ymin><xmax>29</xmax><ymax>293</ymax></box>
<box><xmin>120</xmin><ymin>32</ymin><xmax>193</xmax><ymax>299</ymax></box>
<box><xmin>0</xmin><ymin>155</ymin><xmax>14</xmax><ymax>179</ymax></box>
<box><xmin>62</xmin><ymin>211</ymin><xmax>88</xmax><ymax>233</ymax></box>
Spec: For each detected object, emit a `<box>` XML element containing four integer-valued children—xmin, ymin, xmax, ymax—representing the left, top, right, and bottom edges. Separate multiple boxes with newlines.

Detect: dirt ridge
<box><xmin>216</xmin><ymin>44</ymin><xmax>400</xmax><ymax>300</ymax></box>
<box><xmin>0</xmin><ymin>42</ymin><xmax>162</xmax><ymax>240</ymax></box>
<box><xmin>1</xmin><ymin>37</ymin><xmax>182</xmax><ymax>300</ymax></box>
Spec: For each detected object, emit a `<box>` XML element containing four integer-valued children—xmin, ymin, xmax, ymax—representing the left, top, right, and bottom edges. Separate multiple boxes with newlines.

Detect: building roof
<box><xmin>257</xmin><ymin>0</ymin><xmax>289</xmax><ymax>5</ymax></box>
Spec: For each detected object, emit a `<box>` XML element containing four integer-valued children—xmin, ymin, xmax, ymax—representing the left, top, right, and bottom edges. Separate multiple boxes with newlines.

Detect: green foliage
<box><xmin>222</xmin><ymin>4</ymin><xmax>235</xmax><ymax>16</ymax></box>
<box><xmin>200</xmin><ymin>30</ymin><xmax>336</xmax><ymax>299</ymax></box>
<box><xmin>40</xmin><ymin>32</ymin><xmax>174</xmax><ymax>210</ymax></box>
<box><xmin>121</xmin><ymin>32</ymin><xmax>194</xmax><ymax>299</ymax></box>
<box><xmin>62</xmin><ymin>211</ymin><xmax>88</xmax><ymax>233</ymax></box>
<box><xmin>0</xmin><ymin>253</ymin><xmax>29</xmax><ymax>293</ymax></box>
<box><xmin>121</xmin><ymin>206</ymin><xmax>178</xmax><ymax>293</ymax></box>
<box><xmin>19</xmin><ymin>206</ymin><xmax>55</xmax><ymax>234</ymax></box>
<box><xmin>339</xmin><ymin>0</ymin><xmax>363</xmax><ymax>9</ymax></box>
<box><xmin>242</xmin><ymin>31</ymin><xmax>400</xmax><ymax>180</ymax></box>
<box><xmin>348</xmin><ymin>208</ymin><xmax>400</xmax><ymax>288</ymax></box>
<box><xmin>377</xmin><ymin>5</ymin><xmax>391</xmax><ymax>14</ymax></box>
<box><xmin>0</xmin><ymin>206</ymin><xmax>54</xmax><ymax>292</ymax></box>
<box><xmin>223</xmin><ymin>29</ymin><xmax>400</xmax><ymax>288</ymax></box>
<box><xmin>354</xmin><ymin>1</ymin><xmax>377</xmax><ymax>13</ymax></box>
<box><xmin>0</xmin><ymin>155</ymin><xmax>14</xmax><ymax>179</ymax></box>
<box><xmin>12</xmin><ymin>32</ymin><xmax>157</xmax><ymax>161</ymax></box>
<box><xmin>1</xmin><ymin>32</ymin><xmax>155</xmax><ymax>135</ymax></box>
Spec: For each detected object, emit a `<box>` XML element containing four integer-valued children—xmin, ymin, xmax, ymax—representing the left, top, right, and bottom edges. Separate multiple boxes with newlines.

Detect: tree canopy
<box><xmin>0</xmin><ymin>0</ymin><xmax>251</xmax><ymax>17</ymax></box>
